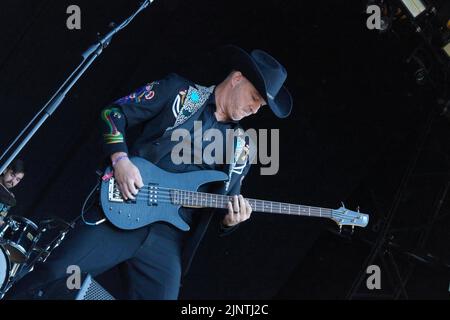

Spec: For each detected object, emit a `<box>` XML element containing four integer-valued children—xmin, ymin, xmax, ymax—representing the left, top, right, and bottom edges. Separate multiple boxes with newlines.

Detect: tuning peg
<box><xmin>341</xmin><ymin>201</ymin><xmax>346</xmax><ymax>208</ymax></box>
<box><xmin>351</xmin><ymin>225</ymin><xmax>355</xmax><ymax>235</ymax></box>
<box><xmin>357</xmin><ymin>206</ymin><xmax>360</xmax><ymax>212</ymax></box>
<box><xmin>339</xmin><ymin>225</ymin><xmax>343</xmax><ymax>234</ymax></box>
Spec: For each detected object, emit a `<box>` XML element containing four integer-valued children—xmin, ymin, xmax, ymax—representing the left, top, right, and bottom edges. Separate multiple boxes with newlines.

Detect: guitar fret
<box><xmin>169</xmin><ymin>189</ymin><xmax>344</xmax><ymax>225</ymax></box>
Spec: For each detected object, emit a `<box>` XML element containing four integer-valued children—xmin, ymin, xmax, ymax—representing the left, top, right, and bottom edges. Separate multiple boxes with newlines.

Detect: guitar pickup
<box><xmin>148</xmin><ymin>183</ymin><xmax>159</xmax><ymax>207</ymax></box>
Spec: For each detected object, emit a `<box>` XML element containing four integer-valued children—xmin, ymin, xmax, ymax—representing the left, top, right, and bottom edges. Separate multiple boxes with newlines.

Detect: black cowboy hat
<box><xmin>220</xmin><ymin>45</ymin><xmax>292</xmax><ymax>118</ymax></box>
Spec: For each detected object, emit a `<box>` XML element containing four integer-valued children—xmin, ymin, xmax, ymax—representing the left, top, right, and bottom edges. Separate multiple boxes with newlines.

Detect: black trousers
<box><xmin>7</xmin><ymin>205</ymin><xmax>187</xmax><ymax>300</ymax></box>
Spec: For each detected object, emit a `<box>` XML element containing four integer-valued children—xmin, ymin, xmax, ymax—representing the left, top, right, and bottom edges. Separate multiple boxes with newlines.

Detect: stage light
<box><xmin>443</xmin><ymin>42</ymin><xmax>450</xmax><ymax>58</ymax></box>
<box><xmin>400</xmin><ymin>0</ymin><xmax>426</xmax><ymax>18</ymax></box>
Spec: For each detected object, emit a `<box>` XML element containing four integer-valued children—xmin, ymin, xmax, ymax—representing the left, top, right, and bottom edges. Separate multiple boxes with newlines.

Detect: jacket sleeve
<box><xmin>100</xmin><ymin>73</ymin><xmax>178</xmax><ymax>157</ymax></box>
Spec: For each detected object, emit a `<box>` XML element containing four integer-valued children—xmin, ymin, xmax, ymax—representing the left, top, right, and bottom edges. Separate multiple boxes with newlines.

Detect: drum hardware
<box><xmin>0</xmin><ymin>216</ymin><xmax>72</xmax><ymax>298</ymax></box>
<box><xmin>0</xmin><ymin>216</ymin><xmax>40</xmax><ymax>264</ymax></box>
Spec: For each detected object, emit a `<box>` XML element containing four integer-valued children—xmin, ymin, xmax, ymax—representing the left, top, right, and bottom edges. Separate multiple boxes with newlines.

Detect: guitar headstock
<box><xmin>331</xmin><ymin>205</ymin><xmax>369</xmax><ymax>229</ymax></box>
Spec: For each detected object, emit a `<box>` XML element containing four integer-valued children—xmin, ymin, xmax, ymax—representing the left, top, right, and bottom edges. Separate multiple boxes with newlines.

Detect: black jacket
<box><xmin>101</xmin><ymin>73</ymin><xmax>254</xmax><ymax>276</ymax></box>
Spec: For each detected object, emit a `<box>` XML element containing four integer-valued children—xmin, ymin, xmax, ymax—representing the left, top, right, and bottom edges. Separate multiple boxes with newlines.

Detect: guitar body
<box><xmin>100</xmin><ymin>157</ymin><xmax>229</xmax><ymax>231</ymax></box>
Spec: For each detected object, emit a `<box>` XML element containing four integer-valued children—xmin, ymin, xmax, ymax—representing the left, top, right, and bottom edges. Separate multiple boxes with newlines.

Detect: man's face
<box><xmin>1</xmin><ymin>169</ymin><xmax>24</xmax><ymax>189</ymax></box>
<box><xmin>225</xmin><ymin>72</ymin><xmax>267</xmax><ymax>121</ymax></box>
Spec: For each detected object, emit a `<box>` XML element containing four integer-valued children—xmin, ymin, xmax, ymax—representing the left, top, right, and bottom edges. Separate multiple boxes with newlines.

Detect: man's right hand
<box><xmin>111</xmin><ymin>153</ymin><xmax>144</xmax><ymax>200</ymax></box>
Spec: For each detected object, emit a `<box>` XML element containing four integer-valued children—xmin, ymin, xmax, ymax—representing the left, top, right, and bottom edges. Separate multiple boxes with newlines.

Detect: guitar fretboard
<box><xmin>170</xmin><ymin>189</ymin><xmax>333</xmax><ymax>218</ymax></box>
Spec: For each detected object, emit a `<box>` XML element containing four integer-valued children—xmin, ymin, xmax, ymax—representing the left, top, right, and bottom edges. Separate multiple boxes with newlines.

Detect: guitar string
<box><xmin>104</xmin><ymin>192</ymin><xmax>360</xmax><ymax>220</ymax></box>
<box><xmin>103</xmin><ymin>178</ymin><xmax>364</xmax><ymax>219</ymax></box>
<box><xmin>108</xmin><ymin>185</ymin><xmax>348</xmax><ymax>214</ymax></box>
<box><xmin>103</xmin><ymin>198</ymin><xmax>357</xmax><ymax>221</ymax></box>
<box><xmin>106</xmin><ymin>191</ymin><xmax>359</xmax><ymax>219</ymax></box>
<box><xmin>111</xmin><ymin>190</ymin><xmax>334</xmax><ymax>214</ymax></box>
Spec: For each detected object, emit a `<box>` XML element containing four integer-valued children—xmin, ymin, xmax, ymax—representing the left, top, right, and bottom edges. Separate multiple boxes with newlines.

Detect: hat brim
<box><xmin>219</xmin><ymin>45</ymin><xmax>292</xmax><ymax>118</ymax></box>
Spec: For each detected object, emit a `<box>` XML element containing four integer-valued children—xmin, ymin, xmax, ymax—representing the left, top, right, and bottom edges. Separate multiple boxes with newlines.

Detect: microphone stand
<box><xmin>0</xmin><ymin>0</ymin><xmax>154</xmax><ymax>173</ymax></box>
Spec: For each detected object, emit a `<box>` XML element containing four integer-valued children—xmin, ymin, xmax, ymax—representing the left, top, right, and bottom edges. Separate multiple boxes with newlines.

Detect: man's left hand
<box><xmin>223</xmin><ymin>195</ymin><xmax>252</xmax><ymax>227</ymax></box>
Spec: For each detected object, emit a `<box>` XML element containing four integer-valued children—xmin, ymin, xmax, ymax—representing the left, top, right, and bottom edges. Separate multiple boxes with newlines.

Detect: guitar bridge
<box><xmin>108</xmin><ymin>178</ymin><xmax>124</xmax><ymax>203</ymax></box>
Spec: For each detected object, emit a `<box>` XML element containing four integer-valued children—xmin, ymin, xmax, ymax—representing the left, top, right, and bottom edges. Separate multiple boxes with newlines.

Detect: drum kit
<box><xmin>0</xmin><ymin>189</ymin><xmax>72</xmax><ymax>298</ymax></box>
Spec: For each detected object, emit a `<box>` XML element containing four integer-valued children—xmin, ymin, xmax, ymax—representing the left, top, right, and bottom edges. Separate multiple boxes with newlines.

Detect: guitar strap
<box><xmin>145</xmin><ymin>84</ymin><xmax>247</xmax><ymax>193</ymax></box>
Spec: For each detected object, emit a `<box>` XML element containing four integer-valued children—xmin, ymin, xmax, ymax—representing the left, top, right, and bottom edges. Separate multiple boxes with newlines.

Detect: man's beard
<box><xmin>2</xmin><ymin>180</ymin><xmax>13</xmax><ymax>188</ymax></box>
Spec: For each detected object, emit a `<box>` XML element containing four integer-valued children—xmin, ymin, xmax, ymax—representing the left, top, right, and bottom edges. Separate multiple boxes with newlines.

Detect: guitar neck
<box><xmin>170</xmin><ymin>189</ymin><xmax>333</xmax><ymax>218</ymax></box>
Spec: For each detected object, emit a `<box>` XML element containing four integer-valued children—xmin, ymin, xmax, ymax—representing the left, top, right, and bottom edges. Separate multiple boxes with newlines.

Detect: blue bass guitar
<box><xmin>100</xmin><ymin>157</ymin><xmax>369</xmax><ymax>231</ymax></box>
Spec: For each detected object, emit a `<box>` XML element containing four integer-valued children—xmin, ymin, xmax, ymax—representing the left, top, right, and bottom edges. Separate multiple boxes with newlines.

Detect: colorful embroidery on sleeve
<box><xmin>114</xmin><ymin>81</ymin><xmax>159</xmax><ymax>104</ymax></box>
<box><xmin>101</xmin><ymin>107</ymin><xmax>125</xmax><ymax>144</ymax></box>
